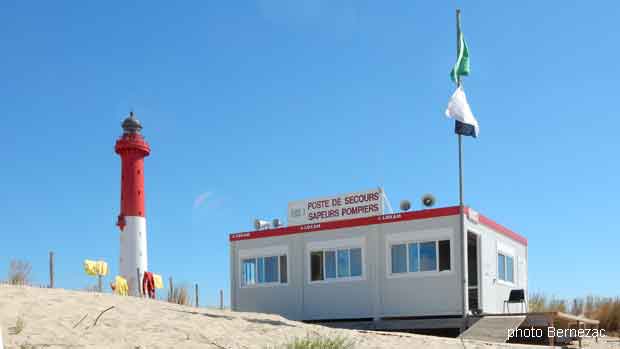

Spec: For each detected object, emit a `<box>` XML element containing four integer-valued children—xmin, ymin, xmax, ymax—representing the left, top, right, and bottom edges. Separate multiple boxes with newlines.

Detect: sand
<box><xmin>1</xmin><ymin>285</ymin><xmax>617</xmax><ymax>349</ymax></box>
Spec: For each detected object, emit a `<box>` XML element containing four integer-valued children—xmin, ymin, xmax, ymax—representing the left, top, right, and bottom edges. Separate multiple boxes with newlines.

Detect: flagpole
<box><xmin>456</xmin><ymin>8</ymin><xmax>464</xmax><ymax>215</ymax></box>
<box><xmin>456</xmin><ymin>8</ymin><xmax>469</xmax><ymax>326</ymax></box>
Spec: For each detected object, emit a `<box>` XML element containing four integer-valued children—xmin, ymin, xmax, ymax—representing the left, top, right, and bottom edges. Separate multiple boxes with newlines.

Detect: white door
<box><xmin>481</xmin><ymin>237</ymin><xmax>498</xmax><ymax>313</ymax></box>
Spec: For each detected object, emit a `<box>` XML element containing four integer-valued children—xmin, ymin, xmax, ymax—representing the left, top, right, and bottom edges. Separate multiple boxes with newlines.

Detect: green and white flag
<box><xmin>450</xmin><ymin>30</ymin><xmax>470</xmax><ymax>83</ymax></box>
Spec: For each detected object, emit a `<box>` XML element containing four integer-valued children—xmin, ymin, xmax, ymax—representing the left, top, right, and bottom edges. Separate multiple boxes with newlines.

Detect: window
<box><xmin>419</xmin><ymin>241</ymin><xmax>437</xmax><ymax>271</ymax></box>
<box><xmin>337</xmin><ymin>249</ymin><xmax>350</xmax><ymax>277</ymax></box>
<box><xmin>257</xmin><ymin>258</ymin><xmax>265</xmax><ymax>283</ymax></box>
<box><xmin>325</xmin><ymin>251</ymin><xmax>336</xmax><ymax>278</ymax></box>
<box><xmin>506</xmin><ymin>256</ymin><xmax>514</xmax><ymax>282</ymax></box>
<box><xmin>264</xmin><ymin>256</ymin><xmax>278</xmax><ymax>283</ymax></box>
<box><xmin>242</xmin><ymin>258</ymin><xmax>257</xmax><ymax>286</ymax></box>
<box><xmin>390</xmin><ymin>240</ymin><xmax>451</xmax><ymax>274</ymax></box>
<box><xmin>310</xmin><ymin>247</ymin><xmax>363</xmax><ymax>281</ymax></box>
<box><xmin>391</xmin><ymin>244</ymin><xmax>407</xmax><ymax>274</ymax></box>
<box><xmin>279</xmin><ymin>255</ymin><xmax>287</xmax><ymax>283</ymax></box>
<box><xmin>350</xmin><ymin>248</ymin><xmax>362</xmax><ymax>277</ymax></box>
<box><xmin>310</xmin><ymin>251</ymin><xmax>324</xmax><ymax>281</ymax></box>
<box><xmin>438</xmin><ymin>240</ymin><xmax>451</xmax><ymax>271</ymax></box>
<box><xmin>242</xmin><ymin>254</ymin><xmax>288</xmax><ymax>287</ymax></box>
<box><xmin>408</xmin><ymin>243</ymin><xmax>419</xmax><ymax>272</ymax></box>
<box><xmin>498</xmin><ymin>253</ymin><xmax>514</xmax><ymax>283</ymax></box>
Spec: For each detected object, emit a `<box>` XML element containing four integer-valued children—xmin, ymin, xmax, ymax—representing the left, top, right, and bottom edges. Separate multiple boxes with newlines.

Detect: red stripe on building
<box><xmin>229</xmin><ymin>206</ymin><xmax>460</xmax><ymax>241</ymax></box>
<box><xmin>229</xmin><ymin>205</ymin><xmax>527</xmax><ymax>246</ymax></box>
<box><xmin>477</xmin><ymin>213</ymin><xmax>528</xmax><ymax>246</ymax></box>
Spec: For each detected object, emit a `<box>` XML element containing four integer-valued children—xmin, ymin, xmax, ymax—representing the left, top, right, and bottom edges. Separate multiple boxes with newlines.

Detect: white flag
<box><xmin>445</xmin><ymin>86</ymin><xmax>479</xmax><ymax>137</ymax></box>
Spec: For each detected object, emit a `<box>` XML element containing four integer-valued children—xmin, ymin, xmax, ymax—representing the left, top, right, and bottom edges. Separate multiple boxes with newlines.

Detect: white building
<box><xmin>229</xmin><ymin>189</ymin><xmax>527</xmax><ymax>332</ymax></box>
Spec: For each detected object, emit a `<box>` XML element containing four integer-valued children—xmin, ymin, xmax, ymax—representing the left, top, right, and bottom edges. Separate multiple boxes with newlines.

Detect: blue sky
<box><xmin>1</xmin><ymin>1</ymin><xmax>618</xmax><ymax>305</ymax></box>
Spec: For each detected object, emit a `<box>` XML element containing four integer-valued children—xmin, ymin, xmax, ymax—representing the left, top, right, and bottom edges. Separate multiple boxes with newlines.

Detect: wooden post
<box><xmin>577</xmin><ymin>321</ymin><xmax>582</xmax><ymax>349</ymax></box>
<box><xmin>169</xmin><ymin>276</ymin><xmax>173</xmax><ymax>301</ymax></box>
<box><xmin>49</xmin><ymin>251</ymin><xmax>55</xmax><ymax>288</ymax></box>
<box><xmin>219</xmin><ymin>289</ymin><xmax>224</xmax><ymax>310</ymax></box>
<box><xmin>195</xmin><ymin>283</ymin><xmax>199</xmax><ymax>307</ymax></box>
<box><xmin>596</xmin><ymin>323</ymin><xmax>599</xmax><ymax>343</ymax></box>
<box><xmin>98</xmin><ymin>275</ymin><xmax>103</xmax><ymax>293</ymax></box>
<box><xmin>136</xmin><ymin>268</ymin><xmax>142</xmax><ymax>297</ymax></box>
<box><xmin>548</xmin><ymin>315</ymin><xmax>555</xmax><ymax>347</ymax></box>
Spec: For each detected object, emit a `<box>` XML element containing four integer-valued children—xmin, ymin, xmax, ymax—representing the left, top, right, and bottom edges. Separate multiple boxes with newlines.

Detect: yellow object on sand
<box><xmin>115</xmin><ymin>276</ymin><xmax>129</xmax><ymax>296</ymax></box>
<box><xmin>84</xmin><ymin>260</ymin><xmax>98</xmax><ymax>276</ymax></box>
<box><xmin>95</xmin><ymin>261</ymin><xmax>108</xmax><ymax>276</ymax></box>
<box><xmin>153</xmin><ymin>274</ymin><xmax>164</xmax><ymax>289</ymax></box>
<box><xmin>84</xmin><ymin>260</ymin><xmax>108</xmax><ymax>276</ymax></box>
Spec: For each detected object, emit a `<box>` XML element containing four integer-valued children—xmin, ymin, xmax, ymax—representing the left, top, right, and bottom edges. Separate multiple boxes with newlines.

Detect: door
<box><xmin>467</xmin><ymin>231</ymin><xmax>481</xmax><ymax>313</ymax></box>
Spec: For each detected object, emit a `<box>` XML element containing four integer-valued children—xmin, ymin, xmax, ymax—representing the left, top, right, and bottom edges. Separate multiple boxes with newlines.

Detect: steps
<box><xmin>459</xmin><ymin>316</ymin><xmax>526</xmax><ymax>343</ymax></box>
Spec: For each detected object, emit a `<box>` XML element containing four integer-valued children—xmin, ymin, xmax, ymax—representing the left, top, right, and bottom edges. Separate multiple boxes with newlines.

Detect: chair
<box><xmin>503</xmin><ymin>289</ymin><xmax>526</xmax><ymax>313</ymax></box>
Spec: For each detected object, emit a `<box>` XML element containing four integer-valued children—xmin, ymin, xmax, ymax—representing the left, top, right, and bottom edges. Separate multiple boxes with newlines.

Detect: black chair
<box><xmin>503</xmin><ymin>289</ymin><xmax>526</xmax><ymax>313</ymax></box>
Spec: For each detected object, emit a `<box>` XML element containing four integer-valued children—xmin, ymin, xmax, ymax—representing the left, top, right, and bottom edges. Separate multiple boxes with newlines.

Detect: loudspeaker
<box><xmin>399</xmin><ymin>200</ymin><xmax>411</xmax><ymax>211</ymax></box>
<box><xmin>421</xmin><ymin>194</ymin><xmax>436</xmax><ymax>208</ymax></box>
<box><xmin>254</xmin><ymin>219</ymin><xmax>271</xmax><ymax>230</ymax></box>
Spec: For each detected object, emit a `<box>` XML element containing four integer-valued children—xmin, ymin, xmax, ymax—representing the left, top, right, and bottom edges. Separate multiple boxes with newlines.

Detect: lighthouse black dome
<box><xmin>122</xmin><ymin>111</ymin><xmax>142</xmax><ymax>134</ymax></box>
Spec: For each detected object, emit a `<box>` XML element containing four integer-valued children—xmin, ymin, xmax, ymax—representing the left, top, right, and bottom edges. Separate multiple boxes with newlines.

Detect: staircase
<box><xmin>459</xmin><ymin>315</ymin><xmax>526</xmax><ymax>343</ymax></box>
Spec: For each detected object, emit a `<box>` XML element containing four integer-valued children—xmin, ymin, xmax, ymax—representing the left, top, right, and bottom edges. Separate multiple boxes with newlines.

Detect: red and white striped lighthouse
<box><xmin>115</xmin><ymin>112</ymin><xmax>150</xmax><ymax>295</ymax></box>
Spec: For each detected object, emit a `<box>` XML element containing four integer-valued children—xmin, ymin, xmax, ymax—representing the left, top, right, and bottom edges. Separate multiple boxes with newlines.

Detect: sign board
<box><xmin>287</xmin><ymin>188</ymin><xmax>384</xmax><ymax>226</ymax></box>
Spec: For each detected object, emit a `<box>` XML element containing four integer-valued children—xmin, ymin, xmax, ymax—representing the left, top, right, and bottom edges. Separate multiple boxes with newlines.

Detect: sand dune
<box><xmin>0</xmin><ymin>285</ymin><xmax>616</xmax><ymax>349</ymax></box>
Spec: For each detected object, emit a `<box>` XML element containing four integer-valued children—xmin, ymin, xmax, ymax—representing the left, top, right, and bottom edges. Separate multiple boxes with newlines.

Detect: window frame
<box><xmin>497</xmin><ymin>252</ymin><xmax>515</xmax><ymax>285</ymax></box>
<box><xmin>386</xmin><ymin>229</ymin><xmax>454</xmax><ymax>279</ymax></box>
<box><xmin>306</xmin><ymin>238</ymin><xmax>366</xmax><ymax>284</ymax></box>
<box><xmin>239</xmin><ymin>246</ymin><xmax>289</xmax><ymax>289</ymax></box>
<box><xmin>389</xmin><ymin>240</ymin><xmax>441</xmax><ymax>275</ymax></box>
<box><xmin>496</xmin><ymin>242</ymin><xmax>516</xmax><ymax>286</ymax></box>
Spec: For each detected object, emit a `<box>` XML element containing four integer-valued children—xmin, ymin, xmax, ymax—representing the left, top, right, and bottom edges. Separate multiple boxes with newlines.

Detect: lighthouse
<box><xmin>115</xmin><ymin>112</ymin><xmax>150</xmax><ymax>296</ymax></box>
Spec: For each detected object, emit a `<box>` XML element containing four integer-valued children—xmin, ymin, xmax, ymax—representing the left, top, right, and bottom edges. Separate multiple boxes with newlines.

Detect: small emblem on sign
<box><xmin>468</xmin><ymin>208</ymin><xmax>479</xmax><ymax>224</ymax></box>
<box><xmin>290</xmin><ymin>208</ymin><xmax>304</xmax><ymax>218</ymax></box>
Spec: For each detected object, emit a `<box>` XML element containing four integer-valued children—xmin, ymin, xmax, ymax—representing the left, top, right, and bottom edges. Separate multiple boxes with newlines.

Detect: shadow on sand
<box><xmin>166</xmin><ymin>308</ymin><xmax>235</xmax><ymax>320</ymax></box>
<box><xmin>243</xmin><ymin>318</ymin><xmax>297</xmax><ymax>327</ymax></box>
<box><xmin>166</xmin><ymin>308</ymin><xmax>297</xmax><ymax>327</ymax></box>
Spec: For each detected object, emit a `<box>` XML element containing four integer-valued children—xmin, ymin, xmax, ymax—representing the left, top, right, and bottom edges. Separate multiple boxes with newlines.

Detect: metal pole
<box><xmin>169</xmin><ymin>276</ymin><xmax>174</xmax><ymax>302</ymax></box>
<box><xmin>457</xmin><ymin>9</ymin><xmax>464</xmax><ymax>207</ymax></box>
<box><xmin>136</xmin><ymin>267</ymin><xmax>142</xmax><ymax>297</ymax></box>
<box><xmin>456</xmin><ymin>8</ymin><xmax>469</xmax><ymax>324</ymax></box>
<box><xmin>456</xmin><ymin>9</ymin><xmax>463</xmax><ymax>205</ymax></box>
<box><xmin>195</xmin><ymin>283</ymin><xmax>199</xmax><ymax>307</ymax></box>
<box><xmin>458</xmin><ymin>134</ymin><xmax>464</xmax><ymax>207</ymax></box>
<box><xmin>219</xmin><ymin>289</ymin><xmax>224</xmax><ymax>310</ymax></box>
<box><xmin>98</xmin><ymin>275</ymin><xmax>103</xmax><ymax>293</ymax></box>
<box><xmin>49</xmin><ymin>251</ymin><xmax>54</xmax><ymax>288</ymax></box>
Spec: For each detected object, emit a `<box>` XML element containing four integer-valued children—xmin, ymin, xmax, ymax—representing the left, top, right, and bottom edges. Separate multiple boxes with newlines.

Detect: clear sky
<box><xmin>1</xmin><ymin>1</ymin><xmax>618</xmax><ymax>306</ymax></box>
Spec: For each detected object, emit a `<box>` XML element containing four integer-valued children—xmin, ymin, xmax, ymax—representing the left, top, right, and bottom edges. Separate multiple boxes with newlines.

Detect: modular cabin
<box><xmin>229</xmin><ymin>190</ymin><xmax>528</xmax><ymax>332</ymax></box>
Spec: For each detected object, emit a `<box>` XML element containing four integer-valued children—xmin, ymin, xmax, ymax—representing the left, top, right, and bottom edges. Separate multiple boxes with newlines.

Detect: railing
<box><xmin>0</xmin><ymin>281</ymin><xmax>49</xmax><ymax>288</ymax></box>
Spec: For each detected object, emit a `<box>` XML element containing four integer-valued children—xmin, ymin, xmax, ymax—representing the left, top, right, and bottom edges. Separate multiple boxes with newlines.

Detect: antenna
<box><xmin>379</xmin><ymin>186</ymin><xmax>393</xmax><ymax>213</ymax></box>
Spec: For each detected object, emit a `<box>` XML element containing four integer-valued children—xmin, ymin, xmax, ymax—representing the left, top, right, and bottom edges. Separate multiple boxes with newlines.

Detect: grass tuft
<box><xmin>167</xmin><ymin>286</ymin><xmax>191</xmax><ymax>305</ymax></box>
<box><xmin>9</xmin><ymin>316</ymin><xmax>26</xmax><ymax>335</ymax></box>
<box><xmin>8</xmin><ymin>260</ymin><xmax>32</xmax><ymax>285</ymax></box>
<box><xmin>267</xmin><ymin>334</ymin><xmax>354</xmax><ymax>349</ymax></box>
<box><xmin>530</xmin><ymin>292</ymin><xmax>620</xmax><ymax>333</ymax></box>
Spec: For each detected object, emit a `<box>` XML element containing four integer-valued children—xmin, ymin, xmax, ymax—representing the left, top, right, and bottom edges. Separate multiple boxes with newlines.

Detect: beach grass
<box><xmin>267</xmin><ymin>334</ymin><xmax>355</xmax><ymax>349</ymax></box>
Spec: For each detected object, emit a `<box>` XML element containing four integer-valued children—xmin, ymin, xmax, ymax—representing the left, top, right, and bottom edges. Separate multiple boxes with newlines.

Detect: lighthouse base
<box><xmin>119</xmin><ymin>216</ymin><xmax>148</xmax><ymax>296</ymax></box>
